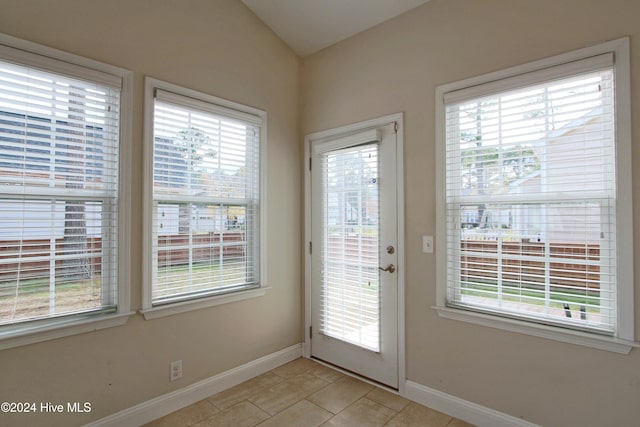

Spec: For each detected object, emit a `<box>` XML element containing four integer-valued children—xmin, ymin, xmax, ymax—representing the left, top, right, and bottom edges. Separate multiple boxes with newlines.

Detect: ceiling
<box><xmin>241</xmin><ymin>0</ymin><xmax>430</xmax><ymax>57</ymax></box>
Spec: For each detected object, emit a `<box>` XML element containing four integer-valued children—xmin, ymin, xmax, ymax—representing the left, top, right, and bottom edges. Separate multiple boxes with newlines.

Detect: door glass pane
<box><xmin>320</xmin><ymin>143</ymin><xmax>380</xmax><ymax>351</ymax></box>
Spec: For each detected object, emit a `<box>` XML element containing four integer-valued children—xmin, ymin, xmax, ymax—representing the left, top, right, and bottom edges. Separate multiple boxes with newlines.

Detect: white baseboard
<box><xmin>404</xmin><ymin>380</ymin><xmax>540</xmax><ymax>427</ymax></box>
<box><xmin>86</xmin><ymin>343</ymin><xmax>303</xmax><ymax>427</ymax></box>
<box><xmin>88</xmin><ymin>344</ymin><xmax>537</xmax><ymax>427</ymax></box>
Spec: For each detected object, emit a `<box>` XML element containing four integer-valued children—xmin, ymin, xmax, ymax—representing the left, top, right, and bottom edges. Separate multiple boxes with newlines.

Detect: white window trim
<box><xmin>434</xmin><ymin>37</ymin><xmax>637</xmax><ymax>354</ymax></box>
<box><xmin>0</xmin><ymin>33</ymin><xmax>134</xmax><ymax>350</ymax></box>
<box><xmin>141</xmin><ymin>77</ymin><xmax>268</xmax><ymax>320</ymax></box>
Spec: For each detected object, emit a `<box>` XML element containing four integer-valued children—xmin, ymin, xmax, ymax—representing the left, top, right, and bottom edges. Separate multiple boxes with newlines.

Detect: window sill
<box><xmin>0</xmin><ymin>311</ymin><xmax>134</xmax><ymax>350</ymax></box>
<box><xmin>140</xmin><ymin>286</ymin><xmax>270</xmax><ymax>320</ymax></box>
<box><xmin>433</xmin><ymin>305</ymin><xmax>639</xmax><ymax>354</ymax></box>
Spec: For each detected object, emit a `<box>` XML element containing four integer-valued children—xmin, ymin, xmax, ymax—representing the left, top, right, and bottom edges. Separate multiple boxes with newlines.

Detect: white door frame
<box><xmin>303</xmin><ymin>112</ymin><xmax>405</xmax><ymax>393</ymax></box>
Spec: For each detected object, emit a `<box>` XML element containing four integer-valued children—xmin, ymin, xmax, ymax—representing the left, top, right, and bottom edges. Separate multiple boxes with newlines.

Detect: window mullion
<box><xmin>497</xmin><ymin>232</ymin><xmax>503</xmax><ymax>305</ymax></box>
<box><xmin>544</xmin><ymin>238</ymin><xmax>551</xmax><ymax>314</ymax></box>
<box><xmin>188</xmin><ymin>202</ymin><xmax>194</xmax><ymax>294</ymax></box>
<box><xmin>218</xmin><ymin>204</ymin><xmax>223</xmax><ymax>287</ymax></box>
<box><xmin>49</xmin><ymin>199</ymin><xmax>56</xmax><ymax>315</ymax></box>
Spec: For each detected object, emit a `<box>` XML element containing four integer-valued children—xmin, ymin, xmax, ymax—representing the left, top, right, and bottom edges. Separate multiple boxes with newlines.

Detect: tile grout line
<box><xmin>145</xmin><ymin>359</ymin><xmax>473</xmax><ymax>427</ymax></box>
<box><xmin>248</xmin><ymin>371</ymin><xmax>331</xmax><ymax>419</ymax></box>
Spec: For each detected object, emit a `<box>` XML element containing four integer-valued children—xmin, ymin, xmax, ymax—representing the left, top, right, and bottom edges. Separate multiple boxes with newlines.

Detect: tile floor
<box><xmin>144</xmin><ymin>358</ymin><xmax>475</xmax><ymax>427</ymax></box>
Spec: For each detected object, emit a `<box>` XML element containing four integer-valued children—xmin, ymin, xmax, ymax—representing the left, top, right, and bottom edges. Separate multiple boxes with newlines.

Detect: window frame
<box><xmin>435</xmin><ymin>38</ymin><xmax>636</xmax><ymax>354</ymax></box>
<box><xmin>141</xmin><ymin>78</ymin><xmax>268</xmax><ymax>320</ymax></box>
<box><xmin>0</xmin><ymin>33</ymin><xmax>133</xmax><ymax>350</ymax></box>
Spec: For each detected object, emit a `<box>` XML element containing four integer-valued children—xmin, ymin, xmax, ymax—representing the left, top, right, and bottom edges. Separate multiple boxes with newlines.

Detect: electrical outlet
<box><xmin>422</xmin><ymin>235</ymin><xmax>434</xmax><ymax>253</ymax></box>
<box><xmin>170</xmin><ymin>360</ymin><xmax>182</xmax><ymax>381</ymax></box>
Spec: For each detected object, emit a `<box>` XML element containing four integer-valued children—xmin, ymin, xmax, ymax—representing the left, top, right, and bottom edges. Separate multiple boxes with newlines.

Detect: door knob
<box><xmin>379</xmin><ymin>264</ymin><xmax>396</xmax><ymax>273</ymax></box>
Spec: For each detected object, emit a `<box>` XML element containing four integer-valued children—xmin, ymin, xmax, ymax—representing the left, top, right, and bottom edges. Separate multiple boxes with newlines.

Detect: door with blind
<box><xmin>309</xmin><ymin>121</ymin><xmax>399</xmax><ymax>388</ymax></box>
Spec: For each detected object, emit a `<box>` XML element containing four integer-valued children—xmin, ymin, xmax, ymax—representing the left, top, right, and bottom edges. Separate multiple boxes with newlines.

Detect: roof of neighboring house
<box><xmin>545</xmin><ymin>106</ymin><xmax>603</xmax><ymax>140</ymax></box>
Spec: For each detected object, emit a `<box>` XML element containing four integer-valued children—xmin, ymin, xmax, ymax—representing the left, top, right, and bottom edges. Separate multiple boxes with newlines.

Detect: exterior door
<box><xmin>310</xmin><ymin>122</ymin><xmax>398</xmax><ymax>388</ymax></box>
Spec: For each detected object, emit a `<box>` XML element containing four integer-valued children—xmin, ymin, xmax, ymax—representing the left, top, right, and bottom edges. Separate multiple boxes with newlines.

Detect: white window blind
<box><xmin>0</xmin><ymin>57</ymin><xmax>120</xmax><ymax>326</ymax></box>
<box><xmin>444</xmin><ymin>58</ymin><xmax>618</xmax><ymax>334</ymax></box>
<box><xmin>319</xmin><ymin>142</ymin><xmax>380</xmax><ymax>351</ymax></box>
<box><xmin>150</xmin><ymin>89</ymin><xmax>261</xmax><ymax>305</ymax></box>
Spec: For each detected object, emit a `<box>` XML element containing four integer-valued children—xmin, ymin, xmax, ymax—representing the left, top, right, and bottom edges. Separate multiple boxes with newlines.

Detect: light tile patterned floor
<box><xmin>144</xmin><ymin>358</ymin><xmax>475</xmax><ymax>427</ymax></box>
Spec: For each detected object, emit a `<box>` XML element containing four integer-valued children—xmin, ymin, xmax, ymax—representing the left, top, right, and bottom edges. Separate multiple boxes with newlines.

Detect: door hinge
<box><xmin>309</xmin><ymin>241</ymin><xmax>312</xmax><ymax>254</ymax></box>
<box><xmin>309</xmin><ymin>157</ymin><xmax>312</xmax><ymax>171</ymax></box>
<box><xmin>393</xmin><ymin>122</ymin><xmax>399</xmax><ymax>133</ymax></box>
<box><xmin>309</xmin><ymin>326</ymin><xmax>313</xmax><ymax>339</ymax></box>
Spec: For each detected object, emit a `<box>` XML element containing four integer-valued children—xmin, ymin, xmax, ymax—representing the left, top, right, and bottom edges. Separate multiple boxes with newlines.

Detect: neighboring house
<box><xmin>463</xmin><ymin>108</ymin><xmax>607</xmax><ymax>245</ymax></box>
<box><xmin>0</xmin><ymin>110</ymin><xmax>106</xmax><ymax>239</ymax></box>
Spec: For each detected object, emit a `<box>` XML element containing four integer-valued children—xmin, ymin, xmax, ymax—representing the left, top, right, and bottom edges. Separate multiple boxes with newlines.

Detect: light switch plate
<box><xmin>422</xmin><ymin>235</ymin><xmax>434</xmax><ymax>253</ymax></box>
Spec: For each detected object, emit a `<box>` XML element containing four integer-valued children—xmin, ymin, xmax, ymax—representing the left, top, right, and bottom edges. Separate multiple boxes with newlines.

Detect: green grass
<box><xmin>0</xmin><ymin>274</ymin><xmax>102</xmax><ymax>324</ymax></box>
<box><xmin>460</xmin><ymin>280</ymin><xmax>601</xmax><ymax>312</ymax></box>
<box><xmin>0</xmin><ymin>259</ymin><xmax>250</xmax><ymax>323</ymax></box>
<box><xmin>154</xmin><ymin>260</ymin><xmax>249</xmax><ymax>298</ymax></box>
<box><xmin>0</xmin><ymin>275</ymin><xmax>102</xmax><ymax>297</ymax></box>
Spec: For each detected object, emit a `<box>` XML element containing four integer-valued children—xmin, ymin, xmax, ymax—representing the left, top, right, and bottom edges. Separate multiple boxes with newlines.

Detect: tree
<box><xmin>459</xmin><ymin>99</ymin><xmax>541</xmax><ymax>230</ymax></box>
<box><xmin>460</xmin><ymin>145</ymin><xmax>539</xmax><ymax>191</ymax></box>
<box><xmin>170</xmin><ymin>127</ymin><xmax>215</xmax><ymax>234</ymax></box>
<box><xmin>62</xmin><ymin>86</ymin><xmax>91</xmax><ymax>282</ymax></box>
<box><xmin>328</xmin><ymin>147</ymin><xmax>377</xmax><ymax>231</ymax></box>
<box><xmin>459</xmin><ymin>102</ymin><xmax>491</xmax><ymax>221</ymax></box>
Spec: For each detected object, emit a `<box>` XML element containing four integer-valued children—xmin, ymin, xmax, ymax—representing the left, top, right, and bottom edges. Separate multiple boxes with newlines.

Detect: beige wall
<box><xmin>0</xmin><ymin>0</ymin><xmax>301</xmax><ymax>425</ymax></box>
<box><xmin>301</xmin><ymin>1</ymin><xmax>640</xmax><ymax>426</ymax></box>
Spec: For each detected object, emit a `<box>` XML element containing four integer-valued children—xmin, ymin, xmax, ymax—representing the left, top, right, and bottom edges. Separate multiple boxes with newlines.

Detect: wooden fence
<box><xmin>157</xmin><ymin>232</ymin><xmax>245</xmax><ymax>267</ymax></box>
<box><xmin>0</xmin><ymin>237</ymin><xmax>102</xmax><ymax>281</ymax></box>
<box><xmin>0</xmin><ymin>232</ymin><xmax>246</xmax><ymax>281</ymax></box>
<box><xmin>325</xmin><ymin>235</ymin><xmax>601</xmax><ymax>291</ymax></box>
<box><xmin>460</xmin><ymin>240</ymin><xmax>601</xmax><ymax>290</ymax></box>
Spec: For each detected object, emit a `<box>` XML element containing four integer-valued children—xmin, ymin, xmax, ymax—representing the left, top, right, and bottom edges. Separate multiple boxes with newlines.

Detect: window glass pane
<box><xmin>0</xmin><ymin>199</ymin><xmax>115</xmax><ymax>325</ymax></box>
<box><xmin>153</xmin><ymin>202</ymin><xmax>252</xmax><ymax>302</ymax></box>
<box><xmin>454</xmin><ymin>201</ymin><xmax>614</xmax><ymax>331</ymax></box>
<box><xmin>0</xmin><ymin>58</ymin><xmax>120</xmax><ymax>326</ymax></box>
<box><xmin>0</xmin><ymin>61</ymin><xmax>119</xmax><ymax>192</ymax></box>
<box><xmin>446</xmin><ymin>70</ymin><xmax>614</xmax><ymax>198</ymax></box>
<box><xmin>320</xmin><ymin>143</ymin><xmax>380</xmax><ymax>351</ymax></box>
<box><xmin>153</xmin><ymin>101</ymin><xmax>259</xmax><ymax>200</ymax></box>
<box><xmin>150</xmin><ymin>93</ymin><xmax>261</xmax><ymax>305</ymax></box>
<box><xmin>445</xmin><ymin>68</ymin><xmax>616</xmax><ymax>333</ymax></box>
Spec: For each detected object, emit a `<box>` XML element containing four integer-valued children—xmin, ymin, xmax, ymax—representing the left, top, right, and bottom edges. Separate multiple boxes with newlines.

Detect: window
<box><xmin>142</xmin><ymin>79</ymin><xmax>265</xmax><ymax>317</ymax></box>
<box><xmin>435</xmin><ymin>39</ymin><xmax>635</xmax><ymax>351</ymax></box>
<box><xmin>0</xmin><ymin>35</ymin><xmax>131</xmax><ymax>347</ymax></box>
